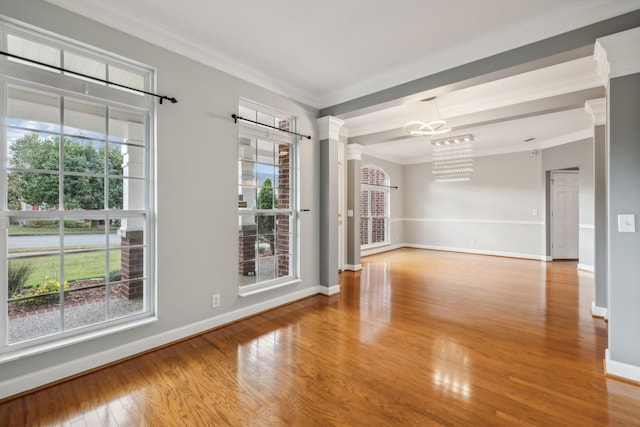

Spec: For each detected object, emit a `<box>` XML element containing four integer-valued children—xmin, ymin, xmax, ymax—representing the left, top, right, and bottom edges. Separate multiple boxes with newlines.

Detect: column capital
<box><xmin>594</xmin><ymin>27</ymin><xmax>640</xmax><ymax>87</ymax></box>
<box><xmin>584</xmin><ymin>98</ymin><xmax>606</xmax><ymax>126</ymax></box>
<box><xmin>346</xmin><ymin>143</ymin><xmax>365</xmax><ymax>161</ymax></box>
<box><xmin>317</xmin><ymin>116</ymin><xmax>345</xmax><ymax>141</ymax></box>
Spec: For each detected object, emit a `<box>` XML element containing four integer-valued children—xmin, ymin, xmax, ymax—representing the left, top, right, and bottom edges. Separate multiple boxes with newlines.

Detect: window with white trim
<box><xmin>360</xmin><ymin>166</ymin><xmax>389</xmax><ymax>248</ymax></box>
<box><xmin>0</xmin><ymin>19</ymin><xmax>155</xmax><ymax>351</ymax></box>
<box><xmin>237</xmin><ymin>101</ymin><xmax>297</xmax><ymax>294</ymax></box>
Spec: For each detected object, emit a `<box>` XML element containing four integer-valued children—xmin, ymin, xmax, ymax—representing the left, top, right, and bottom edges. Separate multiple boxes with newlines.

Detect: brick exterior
<box><xmin>120</xmin><ymin>230</ymin><xmax>144</xmax><ymax>300</ymax></box>
<box><xmin>239</xmin><ymin>224</ymin><xmax>257</xmax><ymax>276</ymax></box>
<box><xmin>276</xmin><ymin>142</ymin><xmax>290</xmax><ymax>277</ymax></box>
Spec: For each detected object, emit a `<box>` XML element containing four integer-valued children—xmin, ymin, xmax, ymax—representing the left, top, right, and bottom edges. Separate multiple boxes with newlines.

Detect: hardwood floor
<box><xmin>2</xmin><ymin>248</ymin><xmax>640</xmax><ymax>426</ymax></box>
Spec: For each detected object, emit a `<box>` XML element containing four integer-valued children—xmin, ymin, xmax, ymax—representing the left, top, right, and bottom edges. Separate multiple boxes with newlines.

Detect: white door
<box><xmin>551</xmin><ymin>171</ymin><xmax>579</xmax><ymax>259</ymax></box>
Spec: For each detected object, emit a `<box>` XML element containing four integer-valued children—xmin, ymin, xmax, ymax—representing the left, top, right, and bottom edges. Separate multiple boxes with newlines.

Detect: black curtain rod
<box><xmin>232</xmin><ymin>114</ymin><xmax>311</xmax><ymax>140</ymax></box>
<box><xmin>361</xmin><ymin>183</ymin><xmax>398</xmax><ymax>189</ymax></box>
<box><xmin>0</xmin><ymin>51</ymin><xmax>178</xmax><ymax>104</ymax></box>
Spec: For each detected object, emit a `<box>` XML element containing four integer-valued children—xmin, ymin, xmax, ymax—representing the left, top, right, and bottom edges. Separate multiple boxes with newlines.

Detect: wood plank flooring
<box><xmin>2</xmin><ymin>248</ymin><xmax>640</xmax><ymax>426</ymax></box>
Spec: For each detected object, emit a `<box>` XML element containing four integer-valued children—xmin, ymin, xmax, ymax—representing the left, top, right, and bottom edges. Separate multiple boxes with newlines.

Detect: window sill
<box><xmin>239</xmin><ymin>279</ymin><xmax>301</xmax><ymax>298</ymax></box>
<box><xmin>0</xmin><ymin>316</ymin><xmax>158</xmax><ymax>365</ymax></box>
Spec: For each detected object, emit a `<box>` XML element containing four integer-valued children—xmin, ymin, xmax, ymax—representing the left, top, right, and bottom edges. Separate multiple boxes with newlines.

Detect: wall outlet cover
<box><xmin>617</xmin><ymin>214</ymin><xmax>636</xmax><ymax>233</ymax></box>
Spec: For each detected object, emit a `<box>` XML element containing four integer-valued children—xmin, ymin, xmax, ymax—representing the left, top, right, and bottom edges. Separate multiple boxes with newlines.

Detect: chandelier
<box><xmin>431</xmin><ymin>134</ymin><xmax>474</xmax><ymax>182</ymax></box>
<box><xmin>404</xmin><ymin>97</ymin><xmax>451</xmax><ymax>136</ymax></box>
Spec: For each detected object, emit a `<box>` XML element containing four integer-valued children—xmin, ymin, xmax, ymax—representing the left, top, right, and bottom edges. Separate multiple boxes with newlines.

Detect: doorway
<box><xmin>550</xmin><ymin>170</ymin><xmax>579</xmax><ymax>259</ymax></box>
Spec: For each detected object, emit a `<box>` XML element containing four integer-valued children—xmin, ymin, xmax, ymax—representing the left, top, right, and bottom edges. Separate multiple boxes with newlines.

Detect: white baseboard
<box><xmin>0</xmin><ymin>285</ymin><xmax>323</xmax><ymax>401</ymax></box>
<box><xmin>344</xmin><ymin>264</ymin><xmax>362</xmax><ymax>271</ymax></box>
<box><xmin>318</xmin><ymin>285</ymin><xmax>341</xmax><ymax>296</ymax></box>
<box><xmin>577</xmin><ymin>264</ymin><xmax>595</xmax><ymax>272</ymax></box>
<box><xmin>591</xmin><ymin>302</ymin><xmax>608</xmax><ymax>319</ymax></box>
<box><xmin>404</xmin><ymin>243</ymin><xmax>545</xmax><ymax>261</ymax></box>
<box><xmin>605</xmin><ymin>349</ymin><xmax>640</xmax><ymax>383</ymax></box>
<box><xmin>361</xmin><ymin>243</ymin><xmax>404</xmax><ymax>257</ymax></box>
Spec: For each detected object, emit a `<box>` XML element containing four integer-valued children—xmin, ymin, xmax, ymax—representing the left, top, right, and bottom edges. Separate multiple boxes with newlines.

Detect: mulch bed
<box><xmin>8</xmin><ymin>279</ymin><xmax>128</xmax><ymax>318</ymax></box>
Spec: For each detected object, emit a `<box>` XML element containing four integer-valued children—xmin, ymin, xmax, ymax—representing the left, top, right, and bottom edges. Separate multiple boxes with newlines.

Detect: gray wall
<box><xmin>542</xmin><ymin>139</ymin><xmax>595</xmax><ymax>267</ymax></box>
<box><xmin>403</xmin><ymin>151</ymin><xmax>545</xmax><ymax>258</ymax></box>
<box><xmin>608</xmin><ymin>73</ymin><xmax>640</xmax><ymax>367</ymax></box>
<box><xmin>0</xmin><ymin>0</ymin><xmax>320</xmax><ymax>398</ymax></box>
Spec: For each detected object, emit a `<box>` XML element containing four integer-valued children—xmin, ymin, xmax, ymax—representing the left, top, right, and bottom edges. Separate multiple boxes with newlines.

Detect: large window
<box><xmin>360</xmin><ymin>166</ymin><xmax>389</xmax><ymax>248</ymax></box>
<box><xmin>1</xmin><ymin>19</ymin><xmax>155</xmax><ymax>351</ymax></box>
<box><xmin>237</xmin><ymin>101</ymin><xmax>297</xmax><ymax>295</ymax></box>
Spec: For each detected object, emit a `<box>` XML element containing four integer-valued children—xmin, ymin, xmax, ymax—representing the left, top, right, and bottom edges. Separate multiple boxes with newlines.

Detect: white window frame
<box><xmin>0</xmin><ymin>17</ymin><xmax>156</xmax><ymax>359</ymax></box>
<box><xmin>237</xmin><ymin>100</ymin><xmax>299</xmax><ymax>296</ymax></box>
<box><xmin>360</xmin><ymin>165</ymin><xmax>390</xmax><ymax>249</ymax></box>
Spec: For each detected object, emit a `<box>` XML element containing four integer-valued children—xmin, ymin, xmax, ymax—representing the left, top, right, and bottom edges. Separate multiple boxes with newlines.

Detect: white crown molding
<box><xmin>346</xmin><ymin>143</ymin><xmax>365</xmax><ymax>161</ymax></box>
<box><xmin>595</xmin><ymin>27</ymin><xmax>640</xmax><ymax>87</ymax></box>
<box><xmin>43</xmin><ymin>0</ymin><xmax>319</xmax><ymax>107</ymax></box>
<box><xmin>584</xmin><ymin>98</ymin><xmax>607</xmax><ymax>126</ymax></box>
<box><xmin>317</xmin><ymin>116</ymin><xmax>345</xmax><ymax>141</ymax></box>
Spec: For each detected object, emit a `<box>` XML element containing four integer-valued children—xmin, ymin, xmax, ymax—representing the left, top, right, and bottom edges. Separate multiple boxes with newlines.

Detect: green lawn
<box><xmin>9</xmin><ymin>223</ymin><xmax>119</xmax><ymax>235</ymax></box>
<box><xmin>11</xmin><ymin>249</ymin><xmax>121</xmax><ymax>287</ymax></box>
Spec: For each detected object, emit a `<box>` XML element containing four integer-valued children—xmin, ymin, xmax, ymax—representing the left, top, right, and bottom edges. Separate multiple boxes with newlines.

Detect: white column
<box><xmin>345</xmin><ymin>143</ymin><xmax>365</xmax><ymax>271</ymax></box>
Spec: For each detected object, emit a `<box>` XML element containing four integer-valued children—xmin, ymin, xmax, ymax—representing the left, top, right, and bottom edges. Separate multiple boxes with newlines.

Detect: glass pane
<box><xmin>239</xmin><ymin>161</ymin><xmax>257</xmax><ymax>187</ymax></box>
<box><xmin>108</xmin><ymin>178</ymin><xmax>123</xmax><ymax>209</ymax></box>
<box><xmin>257</xmin><ymin>257</ymin><xmax>276</xmax><ymax>283</ymax></box>
<box><xmin>112</xmin><ymin>178</ymin><xmax>145</xmax><ymax>210</ymax></box>
<box><xmin>64</xmin><ymin>250</ymin><xmax>106</xmax><ymax>285</ymax></box>
<box><xmin>276</xmin><ymin>255</ymin><xmax>291</xmax><ymax>279</ymax></box>
<box><xmin>108</xmin><ymin>65</ymin><xmax>145</xmax><ymax>92</ymax></box>
<box><xmin>109</xmin><ymin>143</ymin><xmax>144</xmax><ymax>178</ymax></box>
<box><xmin>360</xmin><ymin>190</ymin><xmax>369</xmax><ymax>217</ymax></box>
<box><xmin>239</xmin><ymin>236</ymin><xmax>257</xmax><ymax>261</ymax></box>
<box><xmin>7</xmin><ymin>130</ymin><xmax>60</xmax><ymax>170</ymax></box>
<box><xmin>239</xmin><ymin>262</ymin><xmax>257</xmax><ymax>287</ymax></box>
<box><xmin>238</xmin><ymin>186</ymin><xmax>256</xmax><ymax>209</ymax></box>
<box><xmin>64</xmin><ymin>175</ymin><xmax>104</xmax><ymax>210</ymax></box>
<box><xmin>274</xmin><ymin>188</ymin><xmax>290</xmax><ymax>209</ymax></box>
<box><xmin>257</xmin><ymin>214</ymin><xmax>275</xmax><ymax>235</ymax></box>
<box><xmin>64</xmin><ymin>286</ymin><xmax>106</xmax><ymax>329</ymax></box>
<box><xmin>239</xmin><ymin>214</ymin><xmax>257</xmax><ymax>235</ymax></box>
<box><xmin>370</xmin><ymin>190</ymin><xmax>385</xmax><ymax>217</ymax></box>
<box><xmin>8</xmin><ymin>34</ymin><xmax>61</xmax><ymax>72</ymax></box>
<box><xmin>64</xmin><ymin>51</ymin><xmax>106</xmax><ymax>82</ymax></box>
<box><xmin>8</xmin><ymin>86</ymin><xmax>61</xmax><ymax>133</ymax></box>
<box><xmin>8</xmin><ymin>250</ymin><xmax>63</xmax><ymax>344</ymax></box>
<box><xmin>63</xmin><ymin>137</ymin><xmax>105</xmax><ymax>174</ymax></box>
<box><xmin>8</xmin><ymin>172</ymin><xmax>59</xmax><ymax>211</ymax></box>
<box><xmin>275</xmin><ymin>214</ymin><xmax>291</xmax><ymax>236</ymax></box>
<box><xmin>256</xmin><ymin>165</ymin><xmax>275</xmax><ymax>190</ymax></box>
<box><xmin>239</xmin><ymin>138</ymin><xmax>256</xmax><ymax>161</ymax></box>
<box><xmin>257</xmin><ymin>140</ymin><xmax>275</xmax><ymax>165</ymax></box>
<box><xmin>109</xmin><ymin>108</ymin><xmax>145</xmax><ymax>145</ymax></box>
<box><xmin>372</xmin><ymin>218</ymin><xmax>386</xmax><ymax>244</ymax></box>
<box><xmin>64</xmin><ymin>98</ymin><xmax>106</xmax><ymax>138</ymax></box>
<box><xmin>109</xmin><ymin>280</ymin><xmax>145</xmax><ymax>319</ymax></box>
<box><xmin>361</xmin><ymin>219</ymin><xmax>370</xmax><ymax>246</ymax></box>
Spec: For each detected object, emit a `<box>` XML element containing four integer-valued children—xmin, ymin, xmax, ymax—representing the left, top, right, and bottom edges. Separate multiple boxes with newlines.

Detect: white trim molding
<box><xmin>318</xmin><ymin>285</ymin><xmax>341</xmax><ymax>296</ymax></box>
<box><xmin>591</xmin><ymin>302</ymin><xmax>608</xmax><ymax>319</ymax></box>
<box><xmin>605</xmin><ymin>349</ymin><xmax>640</xmax><ymax>384</ymax></box>
<box><xmin>400</xmin><ymin>217</ymin><xmax>544</xmax><ymax>226</ymax></box>
<box><xmin>584</xmin><ymin>98</ymin><xmax>607</xmax><ymax>126</ymax></box>
<box><xmin>595</xmin><ymin>27</ymin><xmax>640</xmax><ymax>86</ymax></box>
<box><xmin>346</xmin><ymin>144</ymin><xmax>365</xmax><ymax>161</ymax></box>
<box><xmin>577</xmin><ymin>264</ymin><xmax>594</xmax><ymax>272</ymax></box>
<box><xmin>361</xmin><ymin>243</ymin><xmax>404</xmax><ymax>257</ymax></box>
<box><xmin>317</xmin><ymin>116</ymin><xmax>345</xmax><ymax>141</ymax></box>
<box><xmin>404</xmin><ymin>243</ymin><xmax>546</xmax><ymax>261</ymax></box>
<box><xmin>344</xmin><ymin>264</ymin><xmax>362</xmax><ymax>271</ymax></box>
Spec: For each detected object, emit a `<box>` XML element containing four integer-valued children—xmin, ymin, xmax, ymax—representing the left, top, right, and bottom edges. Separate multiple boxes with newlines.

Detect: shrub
<box><xmin>8</xmin><ymin>261</ymin><xmax>34</xmax><ymax>296</ymax></box>
<box><xmin>109</xmin><ymin>269</ymin><xmax>122</xmax><ymax>282</ymax></box>
<box><xmin>10</xmin><ymin>276</ymin><xmax>69</xmax><ymax>305</ymax></box>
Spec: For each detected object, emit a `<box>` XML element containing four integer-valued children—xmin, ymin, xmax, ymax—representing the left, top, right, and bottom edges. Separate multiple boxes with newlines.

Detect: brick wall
<box><xmin>120</xmin><ymin>230</ymin><xmax>143</xmax><ymax>300</ymax></box>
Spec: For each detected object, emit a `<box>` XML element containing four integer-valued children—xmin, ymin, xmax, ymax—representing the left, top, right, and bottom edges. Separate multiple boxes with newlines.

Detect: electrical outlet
<box><xmin>212</xmin><ymin>294</ymin><xmax>220</xmax><ymax>308</ymax></box>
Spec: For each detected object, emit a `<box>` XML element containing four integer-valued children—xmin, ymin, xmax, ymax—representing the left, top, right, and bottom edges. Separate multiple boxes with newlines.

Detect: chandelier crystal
<box><xmin>431</xmin><ymin>134</ymin><xmax>474</xmax><ymax>182</ymax></box>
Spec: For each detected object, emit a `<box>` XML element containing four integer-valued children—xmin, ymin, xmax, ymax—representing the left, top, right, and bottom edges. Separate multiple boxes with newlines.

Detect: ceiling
<box><xmin>45</xmin><ymin>0</ymin><xmax>640</xmax><ymax>163</ymax></box>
